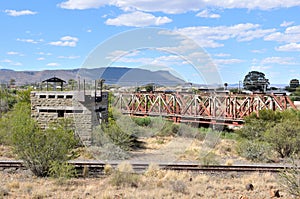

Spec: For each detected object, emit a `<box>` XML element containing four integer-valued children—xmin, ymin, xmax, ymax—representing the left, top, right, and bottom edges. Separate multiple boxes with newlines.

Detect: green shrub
<box><xmin>48</xmin><ymin>161</ymin><xmax>77</xmax><ymax>179</ymax></box>
<box><xmin>177</xmin><ymin>123</ymin><xmax>201</xmax><ymax>139</ymax></box>
<box><xmin>237</xmin><ymin>140</ymin><xmax>271</xmax><ymax>162</ymax></box>
<box><xmin>171</xmin><ymin>180</ymin><xmax>188</xmax><ymax>194</ymax></box>
<box><xmin>279</xmin><ymin>159</ymin><xmax>300</xmax><ymax>197</ymax></box>
<box><xmin>238</xmin><ymin>109</ymin><xmax>300</xmax><ymax>159</ymax></box>
<box><xmin>156</xmin><ymin>122</ymin><xmax>179</xmax><ymax>137</ymax></box>
<box><xmin>199</xmin><ymin>152</ymin><xmax>219</xmax><ymax>165</ymax></box>
<box><xmin>265</xmin><ymin>120</ymin><xmax>300</xmax><ymax>158</ymax></box>
<box><xmin>102</xmin><ymin>123</ymin><xmax>135</xmax><ymax>151</ymax></box>
<box><xmin>132</xmin><ymin>117</ymin><xmax>151</xmax><ymax>126</ymax></box>
<box><xmin>9</xmin><ymin>103</ymin><xmax>78</xmax><ymax>177</ymax></box>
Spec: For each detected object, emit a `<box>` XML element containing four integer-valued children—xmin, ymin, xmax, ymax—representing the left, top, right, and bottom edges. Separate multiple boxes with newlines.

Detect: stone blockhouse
<box><xmin>31</xmin><ymin>90</ymin><xmax>108</xmax><ymax>146</ymax></box>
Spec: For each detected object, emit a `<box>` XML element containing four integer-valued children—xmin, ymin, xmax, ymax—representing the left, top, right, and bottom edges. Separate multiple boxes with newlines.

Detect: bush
<box><xmin>279</xmin><ymin>159</ymin><xmax>300</xmax><ymax>197</ymax></box>
<box><xmin>265</xmin><ymin>120</ymin><xmax>300</xmax><ymax>158</ymax></box>
<box><xmin>93</xmin><ymin>117</ymin><xmax>145</xmax><ymax>151</ymax></box>
<box><xmin>238</xmin><ymin>109</ymin><xmax>300</xmax><ymax>159</ymax></box>
<box><xmin>132</xmin><ymin>117</ymin><xmax>151</xmax><ymax>126</ymax></box>
<box><xmin>237</xmin><ymin>140</ymin><xmax>271</xmax><ymax>162</ymax></box>
<box><xmin>171</xmin><ymin>180</ymin><xmax>188</xmax><ymax>194</ymax></box>
<box><xmin>199</xmin><ymin>152</ymin><xmax>219</xmax><ymax>165</ymax></box>
<box><xmin>9</xmin><ymin>103</ymin><xmax>78</xmax><ymax>177</ymax></box>
<box><xmin>102</xmin><ymin>123</ymin><xmax>135</xmax><ymax>151</ymax></box>
<box><xmin>89</xmin><ymin>144</ymin><xmax>130</xmax><ymax>161</ymax></box>
<box><xmin>48</xmin><ymin>161</ymin><xmax>77</xmax><ymax>179</ymax></box>
<box><xmin>177</xmin><ymin>123</ymin><xmax>201</xmax><ymax>139</ymax></box>
<box><xmin>156</xmin><ymin>122</ymin><xmax>179</xmax><ymax>137</ymax></box>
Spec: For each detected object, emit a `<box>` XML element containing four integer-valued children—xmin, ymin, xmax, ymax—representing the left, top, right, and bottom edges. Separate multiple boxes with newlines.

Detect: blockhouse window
<box><xmin>49</xmin><ymin>95</ymin><xmax>55</xmax><ymax>98</ymax></box>
<box><xmin>39</xmin><ymin>95</ymin><xmax>46</xmax><ymax>98</ymax></box>
<box><xmin>57</xmin><ymin>95</ymin><xmax>64</xmax><ymax>98</ymax></box>
<box><xmin>57</xmin><ymin>110</ymin><xmax>64</xmax><ymax>117</ymax></box>
<box><xmin>66</xmin><ymin>95</ymin><xmax>73</xmax><ymax>99</ymax></box>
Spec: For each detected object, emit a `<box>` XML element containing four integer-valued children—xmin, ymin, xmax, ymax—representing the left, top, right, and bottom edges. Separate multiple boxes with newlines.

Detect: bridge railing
<box><xmin>113</xmin><ymin>92</ymin><xmax>297</xmax><ymax>126</ymax></box>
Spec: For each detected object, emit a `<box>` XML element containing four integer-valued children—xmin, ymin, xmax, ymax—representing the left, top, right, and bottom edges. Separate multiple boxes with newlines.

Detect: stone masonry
<box><xmin>31</xmin><ymin>91</ymin><xmax>108</xmax><ymax>146</ymax></box>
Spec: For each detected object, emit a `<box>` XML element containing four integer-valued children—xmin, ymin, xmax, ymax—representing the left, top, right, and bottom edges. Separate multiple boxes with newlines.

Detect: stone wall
<box><xmin>31</xmin><ymin>91</ymin><xmax>108</xmax><ymax>146</ymax></box>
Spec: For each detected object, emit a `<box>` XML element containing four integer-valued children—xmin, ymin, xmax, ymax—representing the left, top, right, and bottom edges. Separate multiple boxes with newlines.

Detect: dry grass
<box><xmin>0</xmin><ymin>145</ymin><xmax>17</xmax><ymax>160</ymax></box>
<box><xmin>141</xmin><ymin>136</ymin><xmax>173</xmax><ymax>150</ymax></box>
<box><xmin>0</xmin><ymin>138</ymin><xmax>292</xmax><ymax>198</ymax></box>
<box><xmin>0</xmin><ymin>169</ymin><xmax>292</xmax><ymax>198</ymax></box>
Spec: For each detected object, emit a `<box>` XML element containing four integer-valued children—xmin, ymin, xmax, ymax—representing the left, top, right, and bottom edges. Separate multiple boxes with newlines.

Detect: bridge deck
<box><xmin>114</xmin><ymin>92</ymin><xmax>297</xmax><ymax>126</ymax></box>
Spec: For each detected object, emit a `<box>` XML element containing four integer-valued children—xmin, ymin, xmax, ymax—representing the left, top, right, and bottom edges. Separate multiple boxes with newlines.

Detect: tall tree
<box><xmin>243</xmin><ymin>71</ymin><xmax>269</xmax><ymax>92</ymax></box>
<box><xmin>68</xmin><ymin>79</ymin><xmax>77</xmax><ymax>90</ymax></box>
<box><xmin>290</xmin><ymin>79</ymin><xmax>299</xmax><ymax>89</ymax></box>
<box><xmin>9</xmin><ymin>79</ymin><xmax>16</xmax><ymax>88</ymax></box>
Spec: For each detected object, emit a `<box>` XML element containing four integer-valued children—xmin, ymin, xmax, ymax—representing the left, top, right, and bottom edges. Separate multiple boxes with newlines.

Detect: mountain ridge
<box><xmin>0</xmin><ymin>67</ymin><xmax>185</xmax><ymax>86</ymax></box>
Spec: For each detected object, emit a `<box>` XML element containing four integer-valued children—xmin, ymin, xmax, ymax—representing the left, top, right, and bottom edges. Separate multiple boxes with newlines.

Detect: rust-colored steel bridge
<box><xmin>114</xmin><ymin>92</ymin><xmax>297</xmax><ymax>126</ymax></box>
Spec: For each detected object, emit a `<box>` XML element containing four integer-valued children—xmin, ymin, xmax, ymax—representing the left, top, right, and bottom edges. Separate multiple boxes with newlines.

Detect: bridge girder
<box><xmin>114</xmin><ymin>92</ymin><xmax>297</xmax><ymax>126</ymax></box>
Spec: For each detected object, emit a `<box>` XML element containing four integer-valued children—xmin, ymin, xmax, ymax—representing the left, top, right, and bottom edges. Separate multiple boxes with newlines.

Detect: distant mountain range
<box><xmin>0</xmin><ymin>67</ymin><xmax>185</xmax><ymax>86</ymax></box>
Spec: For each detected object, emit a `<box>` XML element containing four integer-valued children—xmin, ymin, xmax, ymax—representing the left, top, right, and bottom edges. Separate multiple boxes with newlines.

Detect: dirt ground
<box><xmin>0</xmin><ymin>137</ymin><xmax>295</xmax><ymax>198</ymax></box>
<box><xmin>0</xmin><ymin>168</ymin><xmax>292</xmax><ymax>199</ymax></box>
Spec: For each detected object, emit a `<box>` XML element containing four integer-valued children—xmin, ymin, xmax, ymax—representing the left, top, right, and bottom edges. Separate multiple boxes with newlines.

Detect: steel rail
<box><xmin>0</xmin><ymin>160</ymin><xmax>294</xmax><ymax>174</ymax></box>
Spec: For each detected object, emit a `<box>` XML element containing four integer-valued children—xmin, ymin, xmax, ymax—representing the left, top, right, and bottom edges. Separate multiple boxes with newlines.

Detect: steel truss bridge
<box><xmin>114</xmin><ymin>92</ymin><xmax>297</xmax><ymax>126</ymax></box>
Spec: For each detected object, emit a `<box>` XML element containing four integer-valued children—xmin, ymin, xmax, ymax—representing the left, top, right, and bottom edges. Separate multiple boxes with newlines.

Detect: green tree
<box><xmin>238</xmin><ymin>109</ymin><xmax>300</xmax><ymax>159</ymax></box>
<box><xmin>265</xmin><ymin>120</ymin><xmax>300</xmax><ymax>158</ymax></box>
<box><xmin>243</xmin><ymin>71</ymin><xmax>269</xmax><ymax>92</ymax></box>
<box><xmin>291</xmin><ymin>87</ymin><xmax>300</xmax><ymax>101</ymax></box>
<box><xmin>17</xmin><ymin>88</ymin><xmax>32</xmax><ymax>104</ymax></box>
<box><xmin>238</xmin><ymin>109</ymin><xmax>280</xmax><ymax>140</ymax></box>
<box><xmin>9</xmin><ymin>79</ymin><xmax>16</xmax><ymax>88</ymax></box>
<box><xmin>68</xmin><ymin>79</ymin><xmax>77</xmax><ymax>90</ymax></box>
<box><xmin>290</xmin><ymin>79</ymin><xmax>300</xmax><ymax>89</ymax></box>
<box><xmin>8</xmin><ymin>102</ymin><xmax>78</xmax><ymax>177</ymax></box>
<box><xmin>144</xmin><ymin>83</ymin><xmax>154</xmax><ymax>92</ymax></box>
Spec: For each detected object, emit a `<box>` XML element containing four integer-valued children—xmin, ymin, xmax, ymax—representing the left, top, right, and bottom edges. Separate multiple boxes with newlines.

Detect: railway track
<box><xmin>0</xmin><ymin>160</ymin><xmax>293</xmax><ymax>176</ymax></box>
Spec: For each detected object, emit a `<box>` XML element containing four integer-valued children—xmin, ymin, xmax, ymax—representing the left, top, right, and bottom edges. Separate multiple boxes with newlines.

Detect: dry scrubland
<box><xmin>0</xmin><ymin>138</ymin><xmax>294</xmax><ymax>199</ymax></box>
<box><xmin>0</xmin><ymin>165</ymin><xmax>290</xmax><ymax>199</ymax></box>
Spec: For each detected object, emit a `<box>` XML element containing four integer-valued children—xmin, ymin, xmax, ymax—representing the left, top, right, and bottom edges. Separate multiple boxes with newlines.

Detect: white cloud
<box><xmin>49</xmin><ymin>36</ymin><xmax>78</xmax><ymax>47</ymax></box>
<box><xmin>58</xmin><ymin>0</ymin><xmax>300</xmax><ymax>13</ymax></box>
<box><xmin>58</xmin><ymin>0</ymin><xmax>109</xmax><ymax>9</ymax></box>
<box><xmin>57</xmin><ymin>55</ymin><xmax>80</xmax><ymax>59</ymax></box>
<box><xmin>4</xmin><ymin>9</ymin><xmax>37</xmax><ymax>16</ymax></box>
<box><xmin>213</xmin><ymin>58</ymin><xmax>244</xmax><ymax>65</ymax></box>
<box><xmin>276</xmin><ymin>43</ymin><xmax>300</xmax><ymax>51</ymax></box>
<box><xmin>265</xmin><ymin>25</ymin><xmax>300</xmax><ymax>43</ymax></box>
<box><xmin>7</xmin><ymin>51</ymin><xmax>24</xmax><ymax>56</ymax></box>
<box><xmin>177</xmin><ymin>23</ymin><xmax>275</xmax><ymax>48</ymax></box>
<box><xmin>250</xmin><ymin>65</ymin><xmax>272</xmax><ymax>71</ymax></box>
<box><xmin>105</xmin><ymin>11</ymin><xmax>172</xmax><ymax>27</ymax></box>
<box><xmin>1</xmin><ymin>59</ymin><xmax>22</xmax><ymax>66</ymax></box>
<box><xmin>47</xmin><ymin>63</ymin><xmax>61</xmax><ymax>66</ymax></box>
<box><xmin>11</xmin><ymin>62</ymin><xmax>22</xmax><ymax>66</ymax></box>
<box><xmin>261</xmin><ymin>57</ymin><xmax>296</xmax><ymax>65</ymax></box>
<box><xmin>37</xmin><ymin>52</ymin><xmax>52</xmax><ymax>56</ymax></box>
<box><xmin>280</xmin><ymin>21</ymin><xmax>294</xmax><ymax>27</ymax></box>
<box><xmin>251</xmin><ymin>49</ymin><xmax>266</xmax><ymax>53</ymax></box>
<box><xmin>264</xmin><ymin>25</ymin><xmax>300</xmax><ymax>52</ymax></box>
<box><xmin>1</xmin><ymin>59</ymin><xmax>12</xmax><ymax>63</ymax></box>
<box><xmin>7</xmin><ymin>51</ymin><xmax>18</xmax><ymax>55</ymax></box>
<box><xmin>214</xmin><ymin>53</ymin><xmax>231</xmax><ymax>57</ymax></box>
<box><xmin>16</xmin><ymin>38</ymin><xmax>43</xmax><ymax>44</ymax></box>
<box><xmin>37</xmin><ymin>57</ymin><xmax>45</xmax><ymax>61</ymax></box>
<box><xmin>196</xmin><ymin>10</ymin><xmax>220</xmax><ymax>18</ymax></box>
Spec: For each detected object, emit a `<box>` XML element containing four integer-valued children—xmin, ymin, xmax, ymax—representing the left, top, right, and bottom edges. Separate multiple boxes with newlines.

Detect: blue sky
<box><xmin>0</xmin><ymin>0</ymin><xmax>300</xmax><ymax>84</ymax></box>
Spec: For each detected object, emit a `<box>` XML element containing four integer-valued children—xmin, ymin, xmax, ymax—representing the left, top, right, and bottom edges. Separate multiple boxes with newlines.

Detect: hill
<box><xmin>0</xmin><ymin>67</ymin><xmax>185</xmax><ymax>86</ymax></box>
